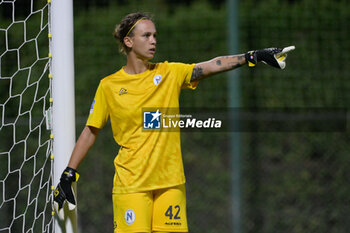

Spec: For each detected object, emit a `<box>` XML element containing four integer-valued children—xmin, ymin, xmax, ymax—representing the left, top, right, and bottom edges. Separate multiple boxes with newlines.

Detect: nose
<box><xmin>150</xmin><ymin>35</ymin><xmax>156</xmax><ymax>45</ymax></box>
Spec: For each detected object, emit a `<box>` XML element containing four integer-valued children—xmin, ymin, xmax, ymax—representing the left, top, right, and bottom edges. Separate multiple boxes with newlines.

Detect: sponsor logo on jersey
<box><xmin>143</xmin><ymin>110</ymin><xmax>161</xmax><ymax>129</ymax></box>
<box><xmin>124</xmin><ymin>209</ymin><xmax>135</xmax><ymax>225</ymax></box>
<box><xmin>153</xmin><ymin>75</ymin><xmax>162</xmax><ymax>85</ymax></box>
<box><xmin>119</xmin><ymin>88</ymin><xmax>128</xmax><ymax>95</ymax></box>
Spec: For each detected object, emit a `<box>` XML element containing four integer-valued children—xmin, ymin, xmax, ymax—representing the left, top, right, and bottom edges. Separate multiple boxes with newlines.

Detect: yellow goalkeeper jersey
<box><xmin>86</xmin><ymin>62</ymin><xmax>197</xmax><ymax>194</ymax></box>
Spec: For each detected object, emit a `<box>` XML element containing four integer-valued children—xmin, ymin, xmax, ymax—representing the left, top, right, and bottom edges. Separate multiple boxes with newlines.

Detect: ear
<box><xmin>123</xmin><ymin>36</ymin><xmax>133</xmax><ymax>49</ymax></box>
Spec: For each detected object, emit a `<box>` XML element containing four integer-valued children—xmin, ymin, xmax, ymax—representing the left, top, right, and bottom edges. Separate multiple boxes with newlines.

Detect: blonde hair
<box><xmin>113</xmin><ymin>12</ymin><xmax>153</xmax><ymax>55</ymax></box>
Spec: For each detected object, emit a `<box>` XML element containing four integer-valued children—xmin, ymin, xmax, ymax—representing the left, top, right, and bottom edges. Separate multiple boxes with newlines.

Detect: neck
<box><xmin>124</xmin><ymin>53</ymin><xmax>149</xmax><ymax>74</ymax></box>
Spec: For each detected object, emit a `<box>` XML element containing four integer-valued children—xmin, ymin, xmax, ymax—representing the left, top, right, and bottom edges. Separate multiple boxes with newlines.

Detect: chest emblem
<box><xmin>153</xmin><ymin>75</ymin><xmax>162</xmax><ymax>86</ymax></box>
<box><xmin>119</xmin><ymin>88</ymin><xmax>128</xmax><ymax>95</ymax></box>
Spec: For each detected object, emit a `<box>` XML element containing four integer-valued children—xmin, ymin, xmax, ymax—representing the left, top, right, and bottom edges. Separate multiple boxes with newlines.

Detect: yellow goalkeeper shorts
<box><xmin>112</xmin><ymin>184</ymin><xmax>188</xmax><ymax>233</ymax></box>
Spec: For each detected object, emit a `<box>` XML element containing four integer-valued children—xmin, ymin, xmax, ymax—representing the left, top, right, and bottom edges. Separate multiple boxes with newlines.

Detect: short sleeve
<box><xmin>182</xmin><ymin>63</ymin><xmax>199</xmax><ymax>90</ymax></box>
<box><xmin>168</xmin><ymin>62</ymin><xmax>198</xmax><ymax>90</ymax></box>
<box><xmin>86</xmin><ymin>82</ymin><xmax>109</xmax><ymax>129</ymax></box>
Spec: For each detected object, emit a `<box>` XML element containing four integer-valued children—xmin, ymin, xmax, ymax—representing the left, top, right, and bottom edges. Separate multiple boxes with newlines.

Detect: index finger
<box><xmin>281</xmin><ymin>45</ymin><xmax>295</xmax><ymax>53</ymax></box>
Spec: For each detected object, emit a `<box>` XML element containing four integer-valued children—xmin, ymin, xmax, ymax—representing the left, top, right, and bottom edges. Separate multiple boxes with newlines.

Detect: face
<box><xmin>125</xmin><ymin>20</ymin><xmax>157</xmax><ymax>60</ymax></box>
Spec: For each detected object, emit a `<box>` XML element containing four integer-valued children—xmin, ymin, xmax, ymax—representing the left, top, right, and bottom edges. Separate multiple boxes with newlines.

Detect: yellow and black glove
<box><xmin>245</xmin><ymin>45</ymin><xmax>295</xmax><ymax>69</ymax></box>
<box><xmin>54</xmin><ymin>167</ymin><xmax>79</xmax><ymax>219</ymax></box>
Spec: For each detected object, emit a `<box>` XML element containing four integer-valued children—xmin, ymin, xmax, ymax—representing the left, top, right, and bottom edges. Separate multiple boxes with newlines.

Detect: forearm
<box><xmin>191</xmin><ymin>54</ymin><xmax>246</xmax><ymax>81</ymax></box>
<box><xmin>67</xmin><ymin>126</ymin><xmax>99</xmax><ymax>169</ymax></box>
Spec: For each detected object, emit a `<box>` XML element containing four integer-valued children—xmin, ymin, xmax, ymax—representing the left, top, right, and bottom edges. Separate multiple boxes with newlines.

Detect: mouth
<box><xmin>149</xmin><ymin>48</ymin><xmax>156</xmax><ymax>54</ymax></box>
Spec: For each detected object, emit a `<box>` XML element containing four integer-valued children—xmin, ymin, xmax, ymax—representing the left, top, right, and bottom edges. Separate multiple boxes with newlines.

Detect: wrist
<box><xmin>245</xmin><ymin>51</ymin><xmax>257</xmax><ymax>67</ymax></box>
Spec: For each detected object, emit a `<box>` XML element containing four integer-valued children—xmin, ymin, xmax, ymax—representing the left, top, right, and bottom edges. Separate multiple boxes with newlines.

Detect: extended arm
<box><xmin>191</xmin><ymin>45</ymin><xmax>296</xmax><ymax>82</ymax></box>
<box><xmin>191</xmin><ymin>54</ymin><xmax>246</xmax><ymax>82</ymax></box>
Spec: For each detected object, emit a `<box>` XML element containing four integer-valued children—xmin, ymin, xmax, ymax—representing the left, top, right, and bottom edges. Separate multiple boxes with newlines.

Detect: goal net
<box><xmin>0</xmin><ymin>0</ymin><xmax>54</xmax><ymax>232</ymax></box>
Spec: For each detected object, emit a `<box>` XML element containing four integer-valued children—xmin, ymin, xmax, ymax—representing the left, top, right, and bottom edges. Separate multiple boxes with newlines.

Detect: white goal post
<box><xmin>0</xmin><ymin>0</ymin><xmax>77</xmax><ymax>232</ymax></box>
<box><xmin>50</xmin><ymin>0</ymin><xmax>77</xmax><ymax>233</ymax></box>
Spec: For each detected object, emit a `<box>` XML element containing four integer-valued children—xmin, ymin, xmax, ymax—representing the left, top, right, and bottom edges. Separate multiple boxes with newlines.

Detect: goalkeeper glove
<box><xmin>54</xmin><ymin>167</ymin><xmax>79</xmax><ymax>219</ymax></box>
<box><xmin>245</xmin><ymin>45</ymin><xmax>295</xmax><ymax>69</ymax></box>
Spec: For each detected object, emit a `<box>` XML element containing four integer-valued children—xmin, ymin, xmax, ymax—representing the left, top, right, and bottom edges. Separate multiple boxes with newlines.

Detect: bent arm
<box><xmin>67</xmin><ymin>125</ymin><xmax>100</xmax><ymax>170</ymax></box>
<box><xmin>191</xmin><ymin>54</ymin><xmax>246</xmax><ymax>82</ymax></box>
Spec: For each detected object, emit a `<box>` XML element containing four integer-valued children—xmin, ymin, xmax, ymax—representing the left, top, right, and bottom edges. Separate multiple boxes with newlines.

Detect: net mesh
<box><xmin>71</xmin><ymin>1</ymin><xmax>350</xmax><ymax>233</ymax></box>
<box><xmin>2</xmin><ymin>0</ymin><xmax>349</xmax><ymax>233</ymax></box>
<box><xmin>0</xmin><ymin>0</ymin><xmax>53</xmax><ymax>232</ymax></box>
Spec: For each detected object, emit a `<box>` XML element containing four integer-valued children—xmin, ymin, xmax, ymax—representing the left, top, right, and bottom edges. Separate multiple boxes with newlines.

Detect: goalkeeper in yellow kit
<box><xmin>54</xmin><ymin>12</ymin><xmax>294</xmax><ymax>233</ymax></box>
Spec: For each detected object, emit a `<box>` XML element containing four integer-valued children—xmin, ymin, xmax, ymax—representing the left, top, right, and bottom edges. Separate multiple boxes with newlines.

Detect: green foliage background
<box><xmin>0</xmin><ymin>0</ymin><xmax>349</xmax><ymax>232</ymax></box>
<box><xmin>72</xmin><ymin>0</ymin><xmax>349</xmax><ymax>232</ymax></box>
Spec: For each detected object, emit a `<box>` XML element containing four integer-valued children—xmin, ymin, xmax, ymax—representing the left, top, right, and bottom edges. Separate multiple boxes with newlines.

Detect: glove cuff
<box><xmin>245</xmin><ymin>51</ymin><xmax>257</xmax><ymax>67</ymax></box>
<box><xmin>61</xmin><ymin>167</ymin><xmax>80</xmax><ymax>182</ymax></box>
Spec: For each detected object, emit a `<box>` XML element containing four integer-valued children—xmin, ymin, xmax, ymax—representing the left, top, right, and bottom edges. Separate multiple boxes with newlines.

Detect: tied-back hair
<box><xmin>113</xmin><ymin>12</ymin><xmax>154</xmax><ymax>55</ymax></box>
